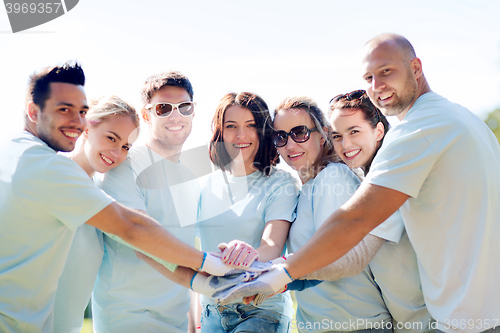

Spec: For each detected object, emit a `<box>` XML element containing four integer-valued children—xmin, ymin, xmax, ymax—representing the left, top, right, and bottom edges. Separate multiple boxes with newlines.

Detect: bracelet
<box><xmin>283</xmin><ymin>266</ymin><xmax>293</xmax><ymax>280</ymax></box>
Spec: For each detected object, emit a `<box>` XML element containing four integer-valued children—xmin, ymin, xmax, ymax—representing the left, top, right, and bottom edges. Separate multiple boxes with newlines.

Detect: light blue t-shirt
<box><xmin>0</xmin><ymin>132</ymin><xmax>113</xmax><ymax>333</ymax></box>
<box><xmin>288</xmin><ymin>163</ymin><xmax>392</xmax><ymax>333</ymax></box>
<box><xmin>198</xmin><ymin>167</ymin><xmax>299</xmax><ymax>319</ymax></box>
<box><xmin>93</xmin><ymin>145</ymin><xmax>199</xmax><ymax>333</ymax></box>
<box><xmin>53</xmin><ymin>223</ymin><xmax>104</xmax><ymax>333</ymax></box>
<box><xmin>369</xmin><ymin>214</ymin><xmax>434</xmax><ymax>332</ymax></box>
<box><xmin>366</xmin><ymin>92</ymin><xmax>500</xmax><ymax>333</ymax></box>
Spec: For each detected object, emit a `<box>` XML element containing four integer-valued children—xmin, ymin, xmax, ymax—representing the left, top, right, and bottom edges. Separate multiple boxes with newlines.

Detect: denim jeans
<box><xmin>201</xmin><ymin>303</ymin><xmax>290</xmax><ymax>333</ymax></box>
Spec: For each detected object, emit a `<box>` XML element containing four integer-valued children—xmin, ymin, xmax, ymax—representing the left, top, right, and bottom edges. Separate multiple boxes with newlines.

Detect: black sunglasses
<box><xmin>329</xmin><ymin>90</ymin><xmax>366</xmax><ymax>106</ymax></box>
<box><xmin>272</xmin><ymin>125</ymin><xmax>318</xmax><ymax>148</ymax></box>
<box><xmin>145</xmin><ymin>101</ymin><xmax>196</xmax><ymax>118</ymax></box>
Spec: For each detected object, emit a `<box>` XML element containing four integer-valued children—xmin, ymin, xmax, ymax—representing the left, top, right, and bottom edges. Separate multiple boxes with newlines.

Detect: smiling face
<box><xmin>222</xmin><ymin>105</ymin><xmax>260</xmax><ymax>174</ymax></box>
<box><xmin>29</xmin><ymin>82</ymin><xmax>88</xmax><ymax>152</ymax></box>
<box><xmin>273</xmin><ymin>108</ymin><xmax>325</xmax><ymax>183</ymax></box>
<box><xmin>361</xmin><ymin>40</ymin><xmax>418</xmax><ymax>120</ymax></box>
<box><xmin>83</xmin><ymin>115</ymin><xmax>139</xmax><ymax>174</ymax></box>
<box><xmin>330</xmin><ymin>108</ymin><xmax>384</xmax><ymax>171</ymax></box>
<box><xmin>143</xmin><ymin>85</ymin><xmax>194</xmax><ymax>157</ymax></box>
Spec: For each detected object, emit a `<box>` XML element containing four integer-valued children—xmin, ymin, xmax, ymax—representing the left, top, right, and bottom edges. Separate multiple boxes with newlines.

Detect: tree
<box><xmin>485</xmin><ymin>108</ymin><xmax>500</xmax><ymax>143</ymax></box>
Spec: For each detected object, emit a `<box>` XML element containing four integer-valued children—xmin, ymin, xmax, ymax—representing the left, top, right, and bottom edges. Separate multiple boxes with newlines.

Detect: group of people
<box><xmin>0</xmin><ymin>33</ymin><xmax>498</xmax><ymax>333</ymax></box>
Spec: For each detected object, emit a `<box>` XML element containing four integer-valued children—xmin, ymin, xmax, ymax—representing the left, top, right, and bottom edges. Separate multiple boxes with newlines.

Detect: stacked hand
<box><xmin>242</xmin><ymin>257</ymin><xmax>287</xmax><ymax>306</ymax></box>
<box><xmin>191</xmin><ymin>271</ymin><xmax>261</xmax><ymax>298</ymax></box>
<box><xmin>218</xmin><ymin>240</ymin><xmax>259</xmax><ymax>268</ymax></box>
<box><xmin>214</xmin><ymin>263</ymin><xmax>292</xmax><ymax>305</ymax></box>
<box><xmin>199</xmin><ymin>252</ymin><xmax>272</xmax><ymax>277</ymax></box>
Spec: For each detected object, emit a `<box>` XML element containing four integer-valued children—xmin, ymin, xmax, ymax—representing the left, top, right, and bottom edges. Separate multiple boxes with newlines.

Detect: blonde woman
<box><xmin>53</xmin><ymin>96</ymin><xmax>139</xmax><ymax>333</ymax></box>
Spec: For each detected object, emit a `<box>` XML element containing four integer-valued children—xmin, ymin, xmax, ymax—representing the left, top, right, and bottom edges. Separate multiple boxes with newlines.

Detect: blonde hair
<box><xmin>87</xmin><ymin>95</ymin><xmax>139</xmax><ymax>128</ymax></box>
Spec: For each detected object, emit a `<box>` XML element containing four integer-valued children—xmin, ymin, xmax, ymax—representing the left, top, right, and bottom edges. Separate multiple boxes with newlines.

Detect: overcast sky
<box><xmin>1</xmin><ymin>0</ymin><xmax>500</xmax><ymax>148</ymax></box>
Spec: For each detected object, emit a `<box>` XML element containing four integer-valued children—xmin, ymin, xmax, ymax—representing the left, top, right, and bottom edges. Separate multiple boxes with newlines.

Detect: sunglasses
<box><xmin>329</xmin><ymin>90</ymin><xmax>366</xmax><ymax>106</ymax></box>
<box><xmin>145</xmin><ymin>101</ymin><xmax>196</xmax><ymax>118</ymax></box>
<box><xmin>272</xmin><ymin>125</ymin><xmax>318</xmax><ymax>148</ymax></box>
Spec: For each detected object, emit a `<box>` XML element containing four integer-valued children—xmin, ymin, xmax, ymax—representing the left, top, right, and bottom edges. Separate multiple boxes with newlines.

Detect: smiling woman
<box><xmin>197</xmin><ymin>92</ymin><xmax>299</xmax><ymax>333</ymax></box>
<box><xmin>52</xmin><ymin>95</ymin><xmax>140</xmax><ymax>333</ymax></box>
<box><xmin>69</xmin><ymin>96</ymin><xmax>140</xmax><ymax>177</ymax></box>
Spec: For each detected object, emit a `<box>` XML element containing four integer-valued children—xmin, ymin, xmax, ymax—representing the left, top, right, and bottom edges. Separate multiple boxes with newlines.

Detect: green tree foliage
<box><xmin>485</xmin><ymin>108</ymin><xmax>500</xmax><ymax>143</ymax></box>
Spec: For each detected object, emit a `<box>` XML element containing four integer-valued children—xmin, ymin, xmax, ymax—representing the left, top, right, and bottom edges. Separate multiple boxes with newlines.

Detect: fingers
<box><xmin>221</xmin><ymin>240</ymin><xmax>259</xmax><ymax>268</ymax></box>
<box><xmin>242</xmin><ymin>295</ymin><xmax>256</xmax><ymax>305</ymax></box>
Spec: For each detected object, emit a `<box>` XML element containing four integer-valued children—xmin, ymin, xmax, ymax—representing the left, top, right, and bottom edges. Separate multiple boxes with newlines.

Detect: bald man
<box><xmin>217</xmin><ymin>34</ymin><xmax>500</xmax><ymax>333</ymax></box>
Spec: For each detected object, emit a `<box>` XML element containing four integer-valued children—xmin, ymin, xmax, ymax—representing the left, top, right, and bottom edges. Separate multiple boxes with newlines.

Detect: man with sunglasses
<box><xmin>0</xmin><ymin>64</ymin><xmax>239</xmax><ymax>333</ymax></box>
<box><xmin>92</xmin><ymin>71</ymin><xmax>202</xmax><ymax>333</ymax></box>
<box><xmin>216</xmin><ymin>34</ymin><xmax>500</xmax><ymax>333</ymax></box>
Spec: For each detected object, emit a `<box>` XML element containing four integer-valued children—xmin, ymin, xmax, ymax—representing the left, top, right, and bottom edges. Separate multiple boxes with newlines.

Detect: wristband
<box><xmin>199</xmin><ymin>252</ymin><xmax>207</xmax><ymax>270</ymax></box>
<box><xmin>190</xmin><ymin>272</ymin><xmax>198</xmax><ymax>290</ymax></box>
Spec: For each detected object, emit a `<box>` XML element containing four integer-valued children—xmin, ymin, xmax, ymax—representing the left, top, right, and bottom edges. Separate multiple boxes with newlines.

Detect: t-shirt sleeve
<box><xmin>42</xmin><ymin>155</ymin><xmax>114</xmax><ymax>231</ymax></box>
<box><xmin>97</xmin><ymin>158</ymin><xmax>147</xmax><ymax>212</ymax></box>
<box><xmin>313</xmin><ymin>164</ymin><xmax>361</xmax><ymax>230</ymax></box>
<box><xmin>366</xmin><ymin>127</ymin><xmax>438</xmax><ymax>198</ymax></box>
<box><xmin>264</xmin><ymin>171</ymin><xmax>299</xmax><ymax>223</ymax></box>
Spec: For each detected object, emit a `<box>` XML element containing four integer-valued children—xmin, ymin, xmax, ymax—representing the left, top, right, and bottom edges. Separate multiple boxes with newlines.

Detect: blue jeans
<box><xmin>201</xmin><ymin>303</ymin><xmax>290</xmax><ymax>333</ymax></box>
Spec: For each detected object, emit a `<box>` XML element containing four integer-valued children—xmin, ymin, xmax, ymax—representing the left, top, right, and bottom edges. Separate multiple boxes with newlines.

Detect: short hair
<box><xmin>329</xmin><ymin>92</ymin><xmax>390</xmax><ymax>175</ymax></box>
<box><xmin>140</xmin><ymin>71</ymin><xmax>194</xmax><ymax>106</ymax></box>
<box><xmin>274</xmin><ymin>96</ymin><xmax>341</xmax><ymax>179</ymax></box>
<box><xmin>86</xmin><ymin>95</ymin><xmax>140</xmax><ymax>129</ymax></box>
<box><xmin>25</xmin><ymin>61</ymin><xmax>85</xmax><ymax>110</ymax></box>
<box><xmin>209</xmin><ymin>92</ymin><xmax>279</xmax><ymax>176</ymax></box>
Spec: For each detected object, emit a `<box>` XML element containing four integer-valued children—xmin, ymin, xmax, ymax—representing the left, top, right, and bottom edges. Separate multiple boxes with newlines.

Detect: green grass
<box><xmin>80</xmin><ymin>319</ymin><xmax>93</xmax><ymax>333</ymax></box>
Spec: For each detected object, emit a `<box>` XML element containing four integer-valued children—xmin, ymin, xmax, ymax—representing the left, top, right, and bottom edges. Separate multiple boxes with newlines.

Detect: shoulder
<box><xmin>314</xmin><ymin>163</ymin><xmax>360</xmax><ymax>186</ymax></box>
<box><xmin>266</xmin><ymin>167</ymin><xmax>300</xmax><ymax>187</ymax></box>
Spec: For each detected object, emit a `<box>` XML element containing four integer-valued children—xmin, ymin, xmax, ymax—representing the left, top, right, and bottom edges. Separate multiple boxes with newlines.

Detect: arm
<box><xmin>135</xmin><ymin>251</ymin><xmax>196</xmax><ymax>288</ymax></box>
<box><xmin>284</xmin><ymin>183</ymin><xmax>408</xmax><ymax>279</ymax></box>
<box><xmin>220</xmin><ymin>219</ymin><xmax>290</xmax><ymax>267</ymax></box>
<box><xmin>256</xmin><ymin>219</ymin><xmax>290</xmax><ymax>262</ymax></box>
<box><xmin>86</xmin><ymin>202</ymin><xmax>204</xmax><ymax>270</ymax></box>
<box><xmin>300</xmin><ymin>234</ymin><xmax>384</xmax><ymax>280</ymax></box>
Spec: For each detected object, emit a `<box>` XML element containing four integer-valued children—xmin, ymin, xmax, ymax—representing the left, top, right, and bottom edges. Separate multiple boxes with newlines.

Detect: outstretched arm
<box><xmin>300</xmin><ymin>234</ymin><xmax>384</xmax><ymax>281</ymax></box>
<box><xmin>284</xmin><ymin>183</ymin><xmax>408</xmax><ymax>279</ymax></box>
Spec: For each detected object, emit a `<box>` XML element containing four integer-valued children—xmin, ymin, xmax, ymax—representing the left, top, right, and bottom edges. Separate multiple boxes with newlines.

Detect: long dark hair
<box><xmin>330</xmin><ymin>93</ymin><xmax>389</xmax><ymax>175</ymax></box>
<box><xmin>209</xmin><ymin>92</ymin><xmax>278</xmax><ymax>176</ymax></box>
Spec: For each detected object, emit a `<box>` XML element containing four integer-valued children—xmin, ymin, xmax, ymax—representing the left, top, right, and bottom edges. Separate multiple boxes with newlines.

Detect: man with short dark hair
<box><xmin>0</xmin><ymin>63</ymin><xmax>230</xmax><ymax>333</ymax></box>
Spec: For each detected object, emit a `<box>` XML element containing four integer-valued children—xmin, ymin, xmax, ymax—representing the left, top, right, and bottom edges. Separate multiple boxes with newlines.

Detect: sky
<box><xmin>1</xmin><ymin>0</ymin><xmax>500</xmax><ymax>150</ymax></box>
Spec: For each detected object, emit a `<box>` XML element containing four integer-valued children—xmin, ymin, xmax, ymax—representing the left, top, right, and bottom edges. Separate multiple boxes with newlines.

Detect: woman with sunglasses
<box><xmin>272</xmin><ymin>96</ymin><xmax>400</xmax><ymax>333</ymax></box>
<box><xmin>53</xmin><ymin>96</ymin><xmax>140</xmax><ymax>333</ymax></box>
<box><xmin>196</xmin><ymin>92</ymin><xmax>299</xmax><ymax>333</ymax></box>
<box><xmin>329</xmin><ymin>91</ymin><xmax>433</xmax><ymax>332</ymax></box>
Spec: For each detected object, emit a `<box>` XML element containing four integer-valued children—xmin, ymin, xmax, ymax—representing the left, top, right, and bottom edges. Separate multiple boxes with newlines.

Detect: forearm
<box><xmin>257</xmin><ymin>219</ymin><xmax>290</xmax><ymax>262</ymax></box>
<box><xmin>283</xmin><ymin>183</ymin><xmax>407</xmax><ymax>279</ymax></box>
<box><xmin>87</xmin><ymin>202</ymin><xmax>204</xmax><ymax>270</ymax></box>
<box><xmin>136</xmin><ymin>251</ymin><xmax>196</xmax><ymax>288</ymax></box>
<box><xmin>300</xmin><ymin>234</ymin><xmax>384</xmax><ymax>281</ymax></box>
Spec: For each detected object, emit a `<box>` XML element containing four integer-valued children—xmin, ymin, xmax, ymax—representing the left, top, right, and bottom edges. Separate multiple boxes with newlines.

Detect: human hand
<box><xmin>199</xmin><ymin>253</ymin><xmax>273</xmax><ymax>276</ymax></box>
<box><xmin>191</xmin><ymin>271</ymin><xmax>260</xmax><ymax>298</ymax></box>
<box><xmin>218</xmin><ymin>240</ymin><xmax>259</xmax><ymax>268</ymax></box>
<box><xmin>214</xmin><ymin>264</ymin><xmax>292</xmax><ymax>305</ymax></box>
<box><xmin>242</xmin><ymin>256</ymin><xmax>287</xmax><ymax>305</ymax></box>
